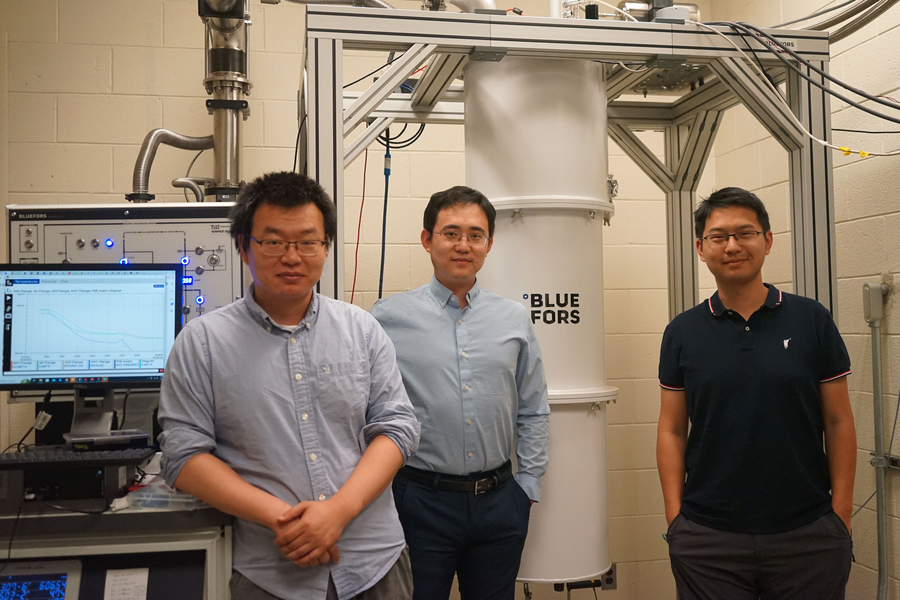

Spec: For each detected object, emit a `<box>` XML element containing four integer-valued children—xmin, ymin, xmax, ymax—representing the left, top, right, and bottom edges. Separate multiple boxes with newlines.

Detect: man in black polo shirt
<box><xmin>657</xmin><ymin>187</ymin><xmax>856</xmax><ymax>600</ymax></box>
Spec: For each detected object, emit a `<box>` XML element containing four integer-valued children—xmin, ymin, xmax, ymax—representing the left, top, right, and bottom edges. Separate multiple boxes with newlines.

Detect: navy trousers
<box><xmin>392</xmin><ymin>475</ymin><xmax>531</xmax><ymax>600</ymax></box>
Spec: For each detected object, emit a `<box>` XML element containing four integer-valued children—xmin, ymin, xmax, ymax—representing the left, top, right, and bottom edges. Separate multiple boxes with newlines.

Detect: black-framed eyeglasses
<box><xmin>432</xmin><ymin>230</ymin><xmax>490</xmax><ymax>247</ymax></box>
<box><xmin>250</xmin><ymin>237</ymin><xmax>327</xmax><ymax>256</ymax></box>
<box><xmin>701</xmin><ymin>231</ymin><xmax>764</xmax><ymax>248</ymax></box>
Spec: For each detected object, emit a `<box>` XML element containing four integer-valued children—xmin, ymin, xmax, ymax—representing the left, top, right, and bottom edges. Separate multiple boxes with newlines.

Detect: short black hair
<box><xmin>694</xmin><ymin>187</ymin><xmax>771</xmax><ymax>239</ymax></box>
<box><xmin>230</xmin><ymin>171</ymin><xmax>337</xmax><ymax>253</ymax></box>
<box><xmin>423</xmin><ymin>186</ymin><xmax>497</xmax><ymax>239</ymax></box>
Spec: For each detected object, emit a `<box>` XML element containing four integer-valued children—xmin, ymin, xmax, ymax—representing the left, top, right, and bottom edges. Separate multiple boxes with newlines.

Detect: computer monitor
<box><xmin>0</xmin><ymin>264</ymin><xmax>183</xmax><ymax>437</ymax></box>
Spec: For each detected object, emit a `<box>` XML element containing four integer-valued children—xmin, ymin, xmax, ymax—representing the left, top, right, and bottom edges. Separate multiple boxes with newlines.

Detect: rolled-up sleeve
<box><xmin>360</xmin><ymin>316</ymin><xmax>420</xmax><ymax>462</ymax></box>
<box><xmin>514</xmin><ymin>315</ymin><xmax>551</xmax><ymax>501</ymax></box>
<box><xmin>158</xmin><ymin>325</ymin><xmax>218</xmax><ymax>487</ymax></box>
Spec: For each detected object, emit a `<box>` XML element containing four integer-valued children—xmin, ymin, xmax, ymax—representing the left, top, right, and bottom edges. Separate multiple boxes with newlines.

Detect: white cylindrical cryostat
<box><xmin>465</xmin><ymin>56</ymin><xmax>616</xmax><ymax>583</ymax></box>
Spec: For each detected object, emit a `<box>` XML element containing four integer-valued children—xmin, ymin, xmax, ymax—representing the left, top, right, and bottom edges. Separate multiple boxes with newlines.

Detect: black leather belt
<box><xmin>397</xmin><ymin>460</ymin><xmax>512</xmax><ymax>495</ymax></box>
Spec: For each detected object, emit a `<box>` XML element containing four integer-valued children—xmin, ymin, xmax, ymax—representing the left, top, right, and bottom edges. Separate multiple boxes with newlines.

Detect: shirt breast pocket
<box><xmin>316</xmin><ymin>359</ymin><xmax>369</xmax><ymax>423</ymax></box>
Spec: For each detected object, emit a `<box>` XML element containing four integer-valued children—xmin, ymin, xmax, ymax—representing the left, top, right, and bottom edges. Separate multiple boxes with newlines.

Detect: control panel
<box><xmin>7</xmin><ymin>204</ymin><xmax>244</xmax><ymax>322</ymax></box>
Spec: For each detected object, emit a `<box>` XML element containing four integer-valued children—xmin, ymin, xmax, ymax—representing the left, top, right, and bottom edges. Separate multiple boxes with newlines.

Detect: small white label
<box><xmin>33</xmin><ymin>411</ymin><xmax>52</xmax><ymax>431</ymax></box>
<box><xmin>104</xmin><ymin>567</ymin><xmax>149</xmax><ymax>600</ymax></box>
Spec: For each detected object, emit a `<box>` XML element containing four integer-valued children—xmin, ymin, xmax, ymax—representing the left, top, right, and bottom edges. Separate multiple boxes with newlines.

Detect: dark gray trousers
<box><xmin>229</xmin><ymin>546</ymin><xmax>412</xmax><ymax>600</ymax></box>
<box><xmin>667</xmin><ymin>511</ymin><xmax>851</xmax><ymax>600</ymax></box>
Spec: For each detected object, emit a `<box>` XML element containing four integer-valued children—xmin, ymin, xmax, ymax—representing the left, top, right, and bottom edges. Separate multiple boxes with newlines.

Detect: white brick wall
<box><xmin>712</xmin><ymin>1</ymin><xmax>900</xmax><ymax>597</ymax></box>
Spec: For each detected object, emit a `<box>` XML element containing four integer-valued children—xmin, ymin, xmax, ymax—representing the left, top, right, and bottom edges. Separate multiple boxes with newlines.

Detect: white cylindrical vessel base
<box><xmin>518</xmin><ymin>396</ymin><xmax>613</xmax><ymax>582</ymax></box>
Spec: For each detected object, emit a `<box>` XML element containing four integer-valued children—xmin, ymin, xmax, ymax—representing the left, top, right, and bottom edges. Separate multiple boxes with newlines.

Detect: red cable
<box><xmin>350</xmin><ymin>149</ymin><xmax>368</xmax><ymax>305</ymax></box>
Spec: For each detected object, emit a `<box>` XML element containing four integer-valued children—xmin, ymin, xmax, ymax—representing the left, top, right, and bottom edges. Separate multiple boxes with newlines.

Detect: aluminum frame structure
<box><xmin>306</xmin><ymin>6</ymin><xmax>835</xmax><ymax>317</ymax></box>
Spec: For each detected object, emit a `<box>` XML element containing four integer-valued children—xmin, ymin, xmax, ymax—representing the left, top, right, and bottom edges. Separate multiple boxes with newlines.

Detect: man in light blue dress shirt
<box><xmin>159</xmin><ymin>172</ymin><xmax>419</xmax><ymax>600</ymax></box>
<box><xmin>370</xmin><ymin>186</ymin><xmax>550</xmax><ymax>600</ymax></box>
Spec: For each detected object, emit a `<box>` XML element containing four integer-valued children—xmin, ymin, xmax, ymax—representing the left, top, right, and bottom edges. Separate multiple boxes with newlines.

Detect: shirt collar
<box><xmin>707</xmin><ymin>283</ymin><xmax>781</xmax><ymax>317</ymax></box>
<box><xmin>427</xmin><ymin>276</ymin><xmax>481</xmax><ymax>309</ymax></box>
<box><xmin>243</xmin><ymin>283</ymin><xmax>320</xmax><ymax>331</ymax></box>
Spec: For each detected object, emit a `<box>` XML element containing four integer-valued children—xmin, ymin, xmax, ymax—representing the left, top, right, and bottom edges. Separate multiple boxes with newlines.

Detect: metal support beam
<box><xmin>673</xmin><ymin>110</ymin><xmax>721</xmax><ymax>190</ymax></box>
<box><xmin>345</xmin><ymin>116</ymin><xmax>395</xmax><ymax>166</ymax></box>
<box><xmin>411</xmin><ymin>53</ymin><xmax>469</xmax><ymax>109</ymax></box>
<box><xmin>610</xmin><ymin>110</ymin><xmax>719</xmax><ymax>317</ymax></box>
<box><xmin>307</xmin><ymin>6</ymin><xmax>832</xmax><ymax>311</ymax></box>
<box><xmin>608</xmin><ymin>123</ymin><xmax>674</xmax><ymax>190</ymax></box>
<box><xmin>787</xmin><ymin>61</ymin><xmax>837</xmax><ymax>315</ymax></box>
<box><xmin>664</xmin><ymin>110</ymin><xmax>722</xmax><ymax>317</ymax></box>
<box><xmin>665</xmin><ymin>190</ymin><xmax>699</xmax><ymax>316</ymax></box>
<box><xmin>344</xmin><ymin>91</ymin><xmax>464</xmax><ymax>124</ymax></box>
<box><xmin>606</xmin><ymin>65</ymin><xmax>655</xmax><ymax>102</ymax></box>
<box><xmin>307</xmin><ymin>36</ymin><xmax>344</xmax><ymax>299</ymax></box>
<box><xmin>343</xmin><ymin>43</ymin><xmax>436</xmax><ymax>134</ymax></box>
<box><xmin>708</xmin><ymin>57</ymin><xmax>804</xmax><ymax>151</ymax></box>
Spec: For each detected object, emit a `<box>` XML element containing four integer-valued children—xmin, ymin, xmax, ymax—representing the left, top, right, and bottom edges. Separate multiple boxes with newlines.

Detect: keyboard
<box><xmin>0</xmin><ymin>447</ymin><xmax>156</xmax><ymax>471</ymax></box>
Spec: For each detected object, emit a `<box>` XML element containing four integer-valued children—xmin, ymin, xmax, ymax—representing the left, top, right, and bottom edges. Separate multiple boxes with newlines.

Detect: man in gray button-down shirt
<box><xmin>370</xmin><ymin>186</ymin><xmax>550</xmax><ymax>600</ymax></box>
<box><xmin>158</xmin><ymin>172</ymin><xmax>419</xmax><ymax>600</ymax></box>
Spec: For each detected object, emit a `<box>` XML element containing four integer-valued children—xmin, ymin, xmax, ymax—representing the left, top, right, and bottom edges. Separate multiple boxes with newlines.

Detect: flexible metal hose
<box><xmin>132</xmin><ymin>129</ymin><xmax>214</xmax><ymax>194</ymax></box>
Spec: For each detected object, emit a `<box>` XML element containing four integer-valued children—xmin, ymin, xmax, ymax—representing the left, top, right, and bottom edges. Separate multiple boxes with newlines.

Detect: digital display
<box><xmin>181</xmin><ymin>276</ymin><xmax>193</xmax><ymax>285</ymax></box>
<box><xmin>0</xmin><ymin>573</ymin><xmax>67</xmax><ymax>600</ymax></box>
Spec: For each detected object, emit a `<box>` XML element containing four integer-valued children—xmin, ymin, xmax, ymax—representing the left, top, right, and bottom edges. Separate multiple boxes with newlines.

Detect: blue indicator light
<box><xmin>196</xmin><ymin>296</ymin><xmax>205</xmax><ymax>305</ymax></box>
<box><xmin>119</xmin><ymin>258</ymin><xmax>129</xmax><ymax>265</ymax></box>
<box><xmin>105</xmin><ymin>239</ymin><xmax>114</xmax><ymax>247</ymax></box>
<box><xmin>181</xmin><ymin>256</ymin><xmax>190</xmax><ymax>265</ymax></box>
<box><xmin>181</xmin><ymin>276</ymin><xmax>194</xmax><ymax>285</ymax></box>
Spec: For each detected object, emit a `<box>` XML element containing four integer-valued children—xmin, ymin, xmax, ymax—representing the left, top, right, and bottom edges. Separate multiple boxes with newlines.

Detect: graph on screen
<box><xmin>16</xmin><ymin>293</ymin><xmax>166</xmax><ymax>356</ymax></box>
<box><xmin>1</xmin><ymin>267</ymin><xmax>180</xmax><ymax>387</ymax></box>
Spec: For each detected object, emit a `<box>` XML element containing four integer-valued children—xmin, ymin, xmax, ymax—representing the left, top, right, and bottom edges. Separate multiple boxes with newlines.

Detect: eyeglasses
<box><xmin>701</xmin><ymin>231</ymin><xmax>764</xmax><ymax>248</ymax></box>
<box><xmin>250</xmin><ymin>237</ymin><xmax>327</xmax><ymax>256</ymax></box>
<box><xmin>432</xmin><ymin>230</ymin><xmax>490</xmax><ymax>247</ymax></box>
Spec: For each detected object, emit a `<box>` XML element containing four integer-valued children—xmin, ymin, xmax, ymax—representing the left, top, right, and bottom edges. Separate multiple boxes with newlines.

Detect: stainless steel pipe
<box><xmin>131</xmin><ymin>129</ymin><xmax>215</xmax><ymax>196</ymax></box>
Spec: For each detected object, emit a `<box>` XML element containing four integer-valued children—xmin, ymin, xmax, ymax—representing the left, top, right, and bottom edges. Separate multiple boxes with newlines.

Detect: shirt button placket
<box><xmin>291</xmin><ymin>331</ymin><xmax>327</xmax><ymax>504</ymax></box>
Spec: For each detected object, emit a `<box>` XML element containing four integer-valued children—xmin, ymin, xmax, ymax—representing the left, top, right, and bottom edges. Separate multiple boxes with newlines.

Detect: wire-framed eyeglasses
<box><xmin>250</xmin><ymin>237</ymin><xmax>327</xmax><ymax>256</ymax></box>
<box><xmin>432</xmin><ymin>230</ymin><xmax>490</xmax><ymax>247</ymax></box>
<box><xmin>701</xmin><ymin>231</ymin><xmax>764</xmax><ymax>248</ymax></box>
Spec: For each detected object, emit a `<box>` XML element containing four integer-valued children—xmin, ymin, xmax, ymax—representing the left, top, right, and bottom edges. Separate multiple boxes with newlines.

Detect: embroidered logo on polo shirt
<box><xmin>783</xmin><ymin>338</ymin><xmax>791</xmax><ymax>349</ymax></box>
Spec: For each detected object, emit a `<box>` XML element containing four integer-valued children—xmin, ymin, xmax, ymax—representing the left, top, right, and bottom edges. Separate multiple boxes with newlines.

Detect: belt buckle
<box><xmin>474</xmin><ymin>476</ymin><xmax>495</xmax><ymax>495</ymax></box>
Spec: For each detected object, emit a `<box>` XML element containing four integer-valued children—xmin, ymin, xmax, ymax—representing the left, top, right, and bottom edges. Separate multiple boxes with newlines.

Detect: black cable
<box><xmin>834</xmin><ymin>128</ymin><xmax>900</xmax><ymax>134</ymax></box>
<box><xmin>887</xmin><ymin>386</ymin><xmax>900</xmax><ymax>457</ymax></box>
<box><xmin>292</xmin><ymin>114</ymin><xmax>308</xmax><ymax>174</ymax></box>
<box><xmin>731</xmin><ymin>26</ymin><xmax>780</xmax><ymax>94</ymax></box>
<box><xmin>119</xmin><ymin>391</ymin><xmax>131</xmax><ymax>431</ymax></box>
<box><xmin>387</xmin><ymin>124</ymin><xmax>426</xmax><ymax>149</ymax></box>
<box><xmin>377</xmin><ymin>123</ymin><xmax>408</xmax><ymax>145</ymax></box>
<box><xmin>718</xmin><ymin>21</ymin><xmax>900</xmax><ymax>116</ymax></box>
<box><xmin>182</xmin><ymin>150</ymin><xmax>205</xmax><ymax>202</ymax></box>
<box><xmin>850</xmin><ymin>387</ymin><xmax>900</xmax><ymax>519</ymax></box>
<box><xmin>853</xmin><ymin>490</ymin><xmax>877</xmax><ymax>518</ymax></box>
<box><xmin>718</xmin><ymin>22</ymin><xmax>900</xmax><ymax>128</ymax></box>
<box><xmin>771</xmin><ymin>0</ymin><xmax>858</xmax><ymax>27</ymax></box>
<box><xmin>378</xmin><ymin>123</ymin><xmax>426</xmax><ymax>149</ymax></box>
<box><xmin>10</xmin><ymin>391</ymin><xmax>53</xmax><ymax>453</ymax></box>
<box><xmin>343</xmin><ymin>55</ymin><xmax>404</xmax><ymax>89</ymax></box>
<box><xmin>0</xmin><ymin>501</ymin><xmax>25</xmax><ymax>572</ymax></box>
